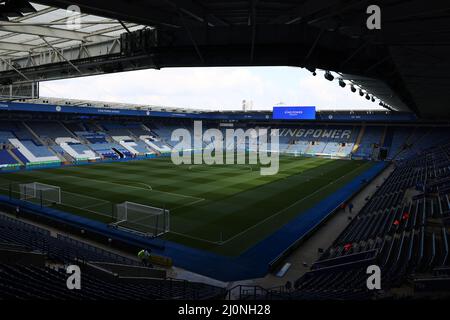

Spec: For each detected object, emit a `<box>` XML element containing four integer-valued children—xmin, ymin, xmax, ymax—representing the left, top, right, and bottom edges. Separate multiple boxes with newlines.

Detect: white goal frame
<box><xmin>113</xmin><ymin>201</ymin><xmax>170</xmax><ymax>237</ymax></box>
<box><xmin>19</xmin><ymin>182</ymin><xmax>62</xmax><ymax>205</ymax></box>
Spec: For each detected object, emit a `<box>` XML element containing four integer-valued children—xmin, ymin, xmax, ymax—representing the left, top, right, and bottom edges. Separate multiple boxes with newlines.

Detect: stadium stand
<box><xmin>1</xmin><ymin>0</ymin><xmax>450</xmax><ymax>303</ymax></box>
<box><xmin>281</xmin><ymin>125</ymin><xmax>360</xmax><ymax>158</ymax></box>
<box><xmin>386</xmin><ymin>126</ymin><xmax>413</xmax><ymax>160</ymax></box>
<box><xmin>0</xmin><ymin>122</ymin><xmax>41</xmax><ymax>145</ymax></box>
<box><xmin>352</xmin><ymin>126</ymin><xmax>384</xmax><ymax>159</ymax></box>
<box><xmin>395</xmin><ymin>127</ymin><xmax>450</xmax><ymax>161</ymax></box>
<box><xmin>0</xmin><ymin>121</ymin><xmax>167</xmax><ymax>164</ymax></box>
<box><xmin>26</xmin><ymin>121</ymin><xmax>75</xmax><ymax>143</ymax></box>
<box><xmin>11</xmin><ymin>149</ymin><xmax>29</xmax><ymax>165</ymax></box>
<box><xmin>0</xmin><ymin>213</ymin><xmax>137</xmax><ymax>265</ymax></box>
<box><xmin>0</xmin><ymin>263</ymin><xmax>225</xmax><ymax>300</ymax></box>
<box><xmin>0</xmin><ymin>131</ymin><xmax>16</xmax><ymax>146</ymax></box>
<box><xmin>236</xmin><ymin>143</ymin><xmax>450</xmax><ymax>300</ymax></box>
<box><xmin>1</xmin><ymin>120</ymin><xmax>449</xmax><ymax>169</ymax></box>
<box><xmin>0</xmin><ymin>150</ymin><xmax>19</xmax><ymax>168</ymax></box>
<box><xmin>89</xmin><ymin>143</ymin><xmax>122</xmax><ymax>159</ymax></box>
<box><xmin>76</xmin><ymin>132</ymin><xmax>109</xmax><ymax>144</ymax></box>
<box><xmin>19</xmin><ymin>141</ymin><xmax>58</xmax><ymax>159</ymax></box>
<box><xmin>1</xmin><ymin>113</ymin><xmax>450</xmax><ymax>300</ymax></box>
<box><xmin>0</xmin><ymin>213</ymin><xmax>225</xmax><ymax>300</ymax></box>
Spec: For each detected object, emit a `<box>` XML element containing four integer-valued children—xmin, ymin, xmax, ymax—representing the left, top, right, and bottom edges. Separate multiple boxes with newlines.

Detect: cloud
<box><xmin>40</xmin><ymin>67</ymin><xmax>383</xmax><ymax>111</ymax></box>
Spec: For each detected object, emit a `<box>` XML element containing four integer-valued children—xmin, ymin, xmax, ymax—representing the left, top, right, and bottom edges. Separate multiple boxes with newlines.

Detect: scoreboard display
<box><xmin>272</xmin><ymin>106</ymin><xmax>316</xmax><ymax>120</ymax></box>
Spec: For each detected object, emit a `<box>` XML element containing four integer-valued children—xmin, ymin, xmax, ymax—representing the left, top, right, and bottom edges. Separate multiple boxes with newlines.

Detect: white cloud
<box><xmin>40</xmin><ymin>67</ymin><xmax>384</xmax><ymax>111</ymax></box>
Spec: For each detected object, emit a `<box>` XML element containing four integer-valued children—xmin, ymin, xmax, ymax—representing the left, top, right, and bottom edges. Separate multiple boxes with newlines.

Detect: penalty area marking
<box><xmin>62</xmin><ymin>190</ymin><xmax>111</xmax><ymax>204</ymax></box>
<box><xmin>168</xmin><ymin>230</ymin><xmax>222</xmax><ymax>245</ymax></box>
<box><xmin>170</xmin><ymin>197</ymin><xmax>206</xmax><ymax>211</ymax></box>
<box><xmin>80</xmin><ymin>201</ymin><xmax>111</xmax><ymax>210</ymax></box>
<box><xmin>157</xmin><ymin>162</ymin><xmax>369</xmax><ymax>247</ymax></box>
<box><xmin>137</xmin><ymin>182</ymin><xmax>152</xmax><ymax>190</ymax></box>
<box><xmin>57</xmin><ymin>202</ymin><xmax>112</xmax><ymax>219</ymax></box>
<box><xmin>187</xmin><ymin>164</ymin><xmax>253</xmax><ymax>172</ymax></box>
<box><xmin>113</xmin><ymin>181</ymin><xmax>153</xmax><ymax>190</ymax></box>
<box><xmin>34</xmin><ymin>171</ymin><xmax>203</xmax><ymax>202</ymax></box>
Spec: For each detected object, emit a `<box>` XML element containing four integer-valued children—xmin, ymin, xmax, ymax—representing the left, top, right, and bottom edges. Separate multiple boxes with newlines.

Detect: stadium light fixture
<box><xmin>359</xmin><ymin>89</ymin><xmax>364</xmax><ymax>97</ymax></box>
<box><xmin>365</xmin><ymin>94</ymin><xmax>371</xmax><ymax>100</ymax></box>
<box><xmin>371</xmin><ymin>96</ymin><xmax>376</xmax><ymax>102</ymax></box>
<box><xmin>350</xmin><ymin>85</ymin><xmax>356</xmax><ymax>93</ymax></box>
<box><xmin>306</xmin><ymin>67</ymin><xmax>317</xmax><ymax>76</ymax></box>
<box><xmin>324</xmin><ymin>71</ymin><xmax>334</xmax><ymax>81</ymax></box>
<box><xmin>338</xmin><ymin>79</ymin><xmax>346</xmax><ymax>88</ymax></box>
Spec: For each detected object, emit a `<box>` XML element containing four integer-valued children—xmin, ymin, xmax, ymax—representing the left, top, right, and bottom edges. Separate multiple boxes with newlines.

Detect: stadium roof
<box><xmin>0</xmin><ymin>2</ymin><xmax>144</xmax><ymax>58</ymax></box>
<box><xmin>0</xmin><ymin>1</ymin><xmax>448</xmax><ymax>119</ymax></box>
<box><xmin>18</xmin><ymin>96</ymin><xmax>405</xmax><ymax>117</ymax></box>
<box><xmin>0</xmin><ymin>0</ymin><xmax>147</xmax><ymax>95</ymax></box>
<box><xmin>24</xmin><ymin>96</ymin><xmax>208</xmax><ymax>113</ymax></box>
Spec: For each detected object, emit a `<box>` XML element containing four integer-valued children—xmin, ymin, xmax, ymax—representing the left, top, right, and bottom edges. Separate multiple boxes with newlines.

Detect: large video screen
<box><xmin>272</xmin><ymin>106</ymin><xmax>316</xmax><ymax>120</ymax></box>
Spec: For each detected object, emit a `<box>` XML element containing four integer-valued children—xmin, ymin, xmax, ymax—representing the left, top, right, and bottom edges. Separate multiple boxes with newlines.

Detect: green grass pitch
<box><xmin>0</xmin><ymin>155</ymin><xmax>373</xmax><ymax>256</ymax></box>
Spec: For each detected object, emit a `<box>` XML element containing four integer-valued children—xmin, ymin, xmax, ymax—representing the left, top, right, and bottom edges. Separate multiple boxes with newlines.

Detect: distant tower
<box><xmin>242</xmin><ymin>100</ymin><xmax>253</xmax><ymax>112</ymax></box>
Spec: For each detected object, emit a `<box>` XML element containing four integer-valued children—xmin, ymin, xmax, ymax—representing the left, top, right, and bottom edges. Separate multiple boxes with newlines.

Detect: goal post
<box><xmin>113</xmin><ymin>201</ymin><xmax>170</xmax><ymax>237</ymax></box>
<box><xmin>19</xmin><ymin>182</ymin><xmax>61</xmax><ymax>206</ymax></box>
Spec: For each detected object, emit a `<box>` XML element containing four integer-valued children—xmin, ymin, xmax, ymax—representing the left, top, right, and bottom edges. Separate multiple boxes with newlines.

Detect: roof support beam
<box><xmin>0</xmin><ymin>23</ymin><xmax>113</xmax><ymax>42</ymax></box>
<box><xmin>0</xmin><ymin>57</ymin><xmax>31</xmax><ymax>81</ymax></box>
<box><xmin>34</xmin><ymin>0</ymin><xmax>182</xmax><ymax>28</ymax></box>
<box><xmin>37</xmin><ymin>0</ymin><xmax>228</xmax><ymax>27</ymax></box>
<box><xmin>177</xmin><ymin>10</ymin><xmax>204</xmax><ymax>63</ymax></box>
<box><xmin>269</xmin><ymin>0</ymin><xmax>343</xmax><ymax>24</ymax></box>
<box><xmin>168</xmin><ymin>0</ymin><xmax>229</xmax><ymax>26</ymax></box>
<box><xmin>0</xmin><ymin>37</ymin><xmax>121</xmax><ymax>74</ymax></box>
<box><xmin>0</xmin><ymin>41</ymin><xmax>34</xmax><ymax>52</ymax></box>
<box><xmin>249</xmin><ymin>0</ymin><xmax>258</xmax><ymax>63</ymax></box>
<box><xmin>40</xmin><ymin>37</ymin><xmax>83</xmax><ymax>75</ymax></box>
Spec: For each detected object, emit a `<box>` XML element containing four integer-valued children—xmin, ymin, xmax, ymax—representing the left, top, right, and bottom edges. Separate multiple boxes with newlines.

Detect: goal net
<box><xmin>19</xmin><ymin>182</ymin><xmax>61</xmax><ymax>206</ymax></box>
<box><xmin>113</xmin><ymin>201</ymin><xmax>170</xmax><ymax>237</ymax></box>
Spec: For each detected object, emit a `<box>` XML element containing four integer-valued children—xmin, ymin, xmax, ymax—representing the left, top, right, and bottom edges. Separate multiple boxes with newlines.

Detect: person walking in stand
<box><xmin>348</xmin><ymin>203</ymin><xmax>354</xmax><ymax>214</ymax></box>
<box><xmin>138</xmin><ymin>249</ymin><xmax>152</xmax><ymax>267</ymax></box>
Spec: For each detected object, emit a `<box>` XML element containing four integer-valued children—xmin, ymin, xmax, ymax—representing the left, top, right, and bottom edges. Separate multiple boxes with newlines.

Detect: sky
<box><xmin>40</xmin><ymin>67</ymin><xmax>384</xmax><ymax>111</ymax></box>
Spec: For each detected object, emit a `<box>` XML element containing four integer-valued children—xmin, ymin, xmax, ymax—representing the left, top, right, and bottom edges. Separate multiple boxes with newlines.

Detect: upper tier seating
<box><xmin>0</xmin><ymin>121</ymin><xmax>40</xmax><ymax>145</ymax></box>
<box><xmin>26</xmin><ymin>121</ymin><xmax>74</xmax><ymax>141</ymax></box>
<box><xmin>64</xmin><ymin>122</ymin><xmax>87</xmax><ymax>133</ymax></box>
<box><xmin>281</xmin><ymin>125</ymin><xmax>360</xmax><ymax>157</ymax></box>
<box><xmin>353</xmin><ymin>126</ymin><xmax>383</xmax><ymax>159</ymax></box>
<box><xmin>100</xmin><ymin>122</ymin><xmax>145</xmax><ymax>137</ymax></box>
<box><xmin>0</xmin><ymin>131</ymin><xmax>15</xmax><ymax>145</ymax></box>
<box><xmin>396</xmin><ymin>127</ymin><xmax>450</xmax><ymax>161</ymax></box>
<box><xmin>0</xmin><ymin>120</ymin><xmax>449</xmax><ymax>169</ymax></box>
<box><xmin>0</xmin><ymin>150</ymin><xmax>18</xmax><ymax>167</ymax></box>
<box><xmin>386</xmin><ymin>127</ymin><xmax>413</xmax><ymax>160</ymax></box>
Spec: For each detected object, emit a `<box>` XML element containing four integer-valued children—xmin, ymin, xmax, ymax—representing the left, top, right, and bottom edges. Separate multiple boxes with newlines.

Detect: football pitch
<box><xmin>0</xmin><ymin>155</ymin><xmax>373</xmax><ymax>256</ymax></box>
